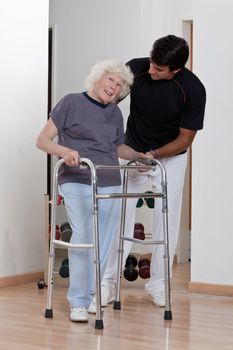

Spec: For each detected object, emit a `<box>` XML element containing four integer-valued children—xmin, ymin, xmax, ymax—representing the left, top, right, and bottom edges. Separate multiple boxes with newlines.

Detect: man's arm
<box><xmin>150</xmin><ymin>127</ymin><xmax>197</xmax><ymax>158</ymax></box>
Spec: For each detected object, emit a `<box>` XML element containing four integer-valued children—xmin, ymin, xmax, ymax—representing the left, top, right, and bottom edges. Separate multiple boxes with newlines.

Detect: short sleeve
<box><xmin>50</xmin><ymin>95</ymin><xmax>71</xmax><ymax>132</ymax></box>
<box><xmin>180</xmin><ymin>82</ymin><xmax>206</xmax><ymax>130</ymax></box>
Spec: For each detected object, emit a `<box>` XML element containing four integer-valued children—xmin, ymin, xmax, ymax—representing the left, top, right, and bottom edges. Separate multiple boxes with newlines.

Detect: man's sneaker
<box><xmin>88</xmin><ymin>284</ymin><xmax>115</xmax><ymax>314</ymax></box>
<box><xmin>147</xmin><ymin>290</ymin><xmax>166</xmax><ymax>307</ymax></box>
<box><xmin>101</xmin><ymin>284</ymin><xmax>115</xmax><ymax>306</ymax></box>
<box><xmin>70</xmin><ymin>307</ymin><xmax>89</xmax><ymax>322</ymax></box>
<box><xmin>87</xmin><ymin>301</ymin><xmax>104</xmax><ymax>315</ymax></box>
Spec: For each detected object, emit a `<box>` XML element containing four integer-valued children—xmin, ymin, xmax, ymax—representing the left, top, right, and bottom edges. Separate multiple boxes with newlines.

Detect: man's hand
<box><xmin>136</xmin><ymin>152</ymin><xmax>154</xmax><ymax>172</ymax></box>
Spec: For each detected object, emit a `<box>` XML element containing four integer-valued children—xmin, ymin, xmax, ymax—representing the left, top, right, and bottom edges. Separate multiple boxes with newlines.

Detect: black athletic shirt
<box><xmin>124</xmin><ymin>58</ymin><xmax>206</xmax><ymax>153</ymax></box>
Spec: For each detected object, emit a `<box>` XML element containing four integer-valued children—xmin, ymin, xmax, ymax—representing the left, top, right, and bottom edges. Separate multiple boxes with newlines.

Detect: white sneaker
<box><xmin>101</xmin><ymin>284</ymin><xmax>115</xmax><ymax>306</ymax></box>
<box><xmin>70</xmin><ymin>307</ymin><xmax>89</xmax><ymax>322</ymax></box>
<box><xmin>88</xmin><ymin>284</ymin><xmax>115</xmax><ymax>314</ymax></box>
<box><xmin>87</xmin><ymin>301</ymin><xmax>103</xmax><ymax>315</ymax></box>
<box><xmin>147</xmin><ymin>290</ymin><xmax>165</xmax><ymax>307</ymax></box>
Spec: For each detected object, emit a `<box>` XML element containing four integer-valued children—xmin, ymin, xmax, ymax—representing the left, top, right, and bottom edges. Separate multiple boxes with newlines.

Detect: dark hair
<box><xmin>150</xmin><ymin>35</ymin><xmax>189</xmax><ymax>71</ymax></box>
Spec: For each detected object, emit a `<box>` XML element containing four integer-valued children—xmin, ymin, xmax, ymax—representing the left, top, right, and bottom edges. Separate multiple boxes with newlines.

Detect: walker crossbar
<box><xmin>96</xmin><ymin>192</ymin><xmax>164</xmax><ymax>199</ymax></box>
<box><xmin>44</xmin><ymin>156</ymin><xmax>172</xmax><ymax>329</ymax></box>
<box><xmin>121</xmin><ymin>237</ymin><xmax>165</xmax><ymax>245</ymax></box>
<box><xmin>53</xmin><ymin>240</ymin><xmax>95</xmax><ymax>249</ymax></box>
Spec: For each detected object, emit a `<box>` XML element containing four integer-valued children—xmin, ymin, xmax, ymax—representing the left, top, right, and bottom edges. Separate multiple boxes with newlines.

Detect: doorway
<box><xmin>176</xmin><ymin>20</ymin><xmax>193</xmax><ymax>263</ymax></box>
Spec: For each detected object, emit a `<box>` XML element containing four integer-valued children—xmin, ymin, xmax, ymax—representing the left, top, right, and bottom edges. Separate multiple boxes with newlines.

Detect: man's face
<box><xmin>148</xmin><ymin>60</ymin><xmax>179</xmax><ymax>80</ymax></box>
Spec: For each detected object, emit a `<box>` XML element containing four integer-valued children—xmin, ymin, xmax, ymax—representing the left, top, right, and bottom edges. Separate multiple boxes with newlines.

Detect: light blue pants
<box><xmin>59</xmin><ymin>182</ymin><xmax>121</xmax><ymax>308</ymax></box>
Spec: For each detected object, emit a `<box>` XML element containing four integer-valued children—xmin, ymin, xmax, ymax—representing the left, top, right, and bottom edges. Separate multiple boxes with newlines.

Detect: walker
<box><xmin>44</xmin><ymin>157</ymin><xmax>172</xmax><ymax>330</ymax></box>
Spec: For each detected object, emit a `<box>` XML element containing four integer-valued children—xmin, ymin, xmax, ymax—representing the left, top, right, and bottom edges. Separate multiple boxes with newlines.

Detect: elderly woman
<box><xmin>36</xmin><ymin>60</ymin><xmax>146</xmax><ymax>323</ymax></box>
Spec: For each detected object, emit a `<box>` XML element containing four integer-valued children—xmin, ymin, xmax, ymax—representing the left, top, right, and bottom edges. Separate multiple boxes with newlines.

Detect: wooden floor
<box><xmin>1</xmin><ymin>263</ymin><xmax>233</xmax><ymax>350</ymax></box>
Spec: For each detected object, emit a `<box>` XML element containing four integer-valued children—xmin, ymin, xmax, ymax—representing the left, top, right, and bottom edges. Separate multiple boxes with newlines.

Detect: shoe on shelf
<box><xmin>147</xmin><ymin>290</ymin><xmax>166</xmax><ymax>307</ymax></box>
<box><xmin>70</xmin><ymin>307</ymin><xmax>89</xmax><ymax>322</ymax></box>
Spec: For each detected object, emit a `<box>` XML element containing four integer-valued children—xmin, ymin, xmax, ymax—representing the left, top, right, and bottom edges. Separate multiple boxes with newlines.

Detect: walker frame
<box><xmin>44</xmin><ymin>157</ymin><xmax>172</xmax><ymax>330</ymax></box>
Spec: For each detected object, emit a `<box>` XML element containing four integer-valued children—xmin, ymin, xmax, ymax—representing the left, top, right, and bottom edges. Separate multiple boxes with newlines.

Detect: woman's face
<box><xmin>89</xmin><ymin>73</ymin><xmax>124</xmax><ymax>104</ymax></box>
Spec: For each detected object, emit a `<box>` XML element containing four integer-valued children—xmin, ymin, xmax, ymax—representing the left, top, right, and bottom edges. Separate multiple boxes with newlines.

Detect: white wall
<box><xmin>49</xmin><ymin>0</ymin><xmax>141</xmax><ymax>104</ymax></box>
<box><xmin>140</xmin><ymin>0</ymin><xmax>192</xmax><ymax>53</ymax></box>
<box><xmin>0</xmin><ymin>1</ymin><xmax>48</xmax><ymax>277</ymax></box>
<box><xmin>49</xmin><ymin>0</ymin><xmax>192</xmax><ymax>112</ymax></box>
<box><xmin>191</xmin><ymin>0</ymin><xmax>233</xmax><ymax>285</ymax></box>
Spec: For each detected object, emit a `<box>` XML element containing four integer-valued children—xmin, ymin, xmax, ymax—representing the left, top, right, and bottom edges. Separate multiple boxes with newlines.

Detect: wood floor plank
<box><xmin>0</xmin><ymin>263</ymin><xmax>233</xmax><ymax>350</ymax></box>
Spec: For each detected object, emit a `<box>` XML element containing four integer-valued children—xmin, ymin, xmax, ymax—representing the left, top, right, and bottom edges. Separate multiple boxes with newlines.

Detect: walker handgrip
<box><xmin>136</xmin><ymin>157</ymin><xmax>157</xmax><ymax>166</ymax></box>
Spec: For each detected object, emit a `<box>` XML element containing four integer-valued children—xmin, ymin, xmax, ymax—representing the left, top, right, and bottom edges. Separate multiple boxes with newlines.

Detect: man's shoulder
<box><xmin>126</xmin><ymin>57</ymin><xmax>150</xmax><ymax>75</ymax></box>
<box><xmin>175</xmin><ymin>68</ymin><xmax>206</xmax><ymax>107</ymax></box>
<box><xmin>177</xmin><ymin>68</ymin><xmax>205</xmax><ymax>90</ymax></box>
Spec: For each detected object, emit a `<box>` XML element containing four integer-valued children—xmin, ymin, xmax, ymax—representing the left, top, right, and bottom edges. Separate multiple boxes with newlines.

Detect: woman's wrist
<box><xmin>150</xmin><ymin>149</ymin><xmax>159</xmax><ymax>158</ymax></box>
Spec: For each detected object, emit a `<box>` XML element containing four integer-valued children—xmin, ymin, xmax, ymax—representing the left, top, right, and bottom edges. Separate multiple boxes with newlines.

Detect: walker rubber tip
<box><xmin>95</xmin><ymin>319</ymin><xmax>104</xmax><ymax>329</ymax></box>
<box><xmin>113</xmin><ymin>301</ymin><xmax>121</xmax><ymax>310</ymax></box>
<box><xmin>45</xmin><ymin>309</ymin><xmax>53</xmax><ymax>318</ymax></box>
<box><xmin>164</xmin><ymin>310</ymin><xmax>172</xmax><ymax>320</ymax></box>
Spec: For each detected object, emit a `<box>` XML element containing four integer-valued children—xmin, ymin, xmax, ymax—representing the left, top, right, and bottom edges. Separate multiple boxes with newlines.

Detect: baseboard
<box><xmin>188</xmin><ymin>281</ymin><xmax>233</xmax><ymax>296</ymax></box>
<box><xmin>0</xmin><ymin>271</ymin><xmax>44</xmax><ymax>288</ymax></box>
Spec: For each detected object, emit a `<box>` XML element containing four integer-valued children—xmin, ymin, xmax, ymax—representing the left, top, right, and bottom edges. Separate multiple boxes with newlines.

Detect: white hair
<box><xmin>84</xmin><ymin>60</ymin><xmax>134</xmax><ymax>100</ymax></box>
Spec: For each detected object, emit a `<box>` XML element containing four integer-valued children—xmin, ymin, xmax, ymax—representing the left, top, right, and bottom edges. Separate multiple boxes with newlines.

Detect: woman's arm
<box><xmin>117</xmin><ymin>144</ymin><xmax>152</xmax><ymax>160</ymax></box>
<box><xmin>36</xmin><ymin>118</ymin><xmax>80</xmax><ymax>166</ymax></box>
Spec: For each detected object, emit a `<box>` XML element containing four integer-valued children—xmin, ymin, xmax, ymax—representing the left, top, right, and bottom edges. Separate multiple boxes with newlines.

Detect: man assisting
<box><xmin>100</xmin><ymin>35</ymin><xmax>206</xmax><ymax>307</ymax></box>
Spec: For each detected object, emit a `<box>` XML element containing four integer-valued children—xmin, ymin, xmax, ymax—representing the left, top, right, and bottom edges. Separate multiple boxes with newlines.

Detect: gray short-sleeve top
<box><xmin>50</xmin><ymin>93</ymin><xmax>125</xmax><ymax>187</ymax></box>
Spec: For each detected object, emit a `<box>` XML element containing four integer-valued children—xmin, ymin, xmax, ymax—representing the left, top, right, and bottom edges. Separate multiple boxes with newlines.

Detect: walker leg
<box><xmin>95</xmin><ymin>319</ymin><xmax>104</xmax><ymax>329</ymax></box>
<box><xmin>162</xmin><ymin>176</ymin><xmax>172</xmax><ymax>321</ymax></box>
<box><xmin>45</xmin><ymin>308</ymin><xmax>53</xmax><ymax>318</ymax></box>
<box><xmin>44</xmin><ymin>253</ymin><xmax>55</xmax><ymax>318</ymax></box>
<box><xmin>92</xmin><ymin>181</ymin><xmax>104</xmax><ymax>328</ymax></box>
<box><xmin>114</xmin><ymin>169</ymin><xmax>128</xmax><ymax>310</ymax></box>
<box><xmin>113</xmin><ymin>300</ymin><xmax>121</xmax><ymax>310</ymax></box>
<box><xmin>44</xmin><ymin>162</ymin><xmax>61</xmax><ymax>319</ymax></box>
<box><xmin>94</xmin><ymin>256</ymin><xmax>104</xmax><ymax>329</ymax></box>
<box><xmin>164</xmin><ymin>310</ymin><xmax>172</xmax><ymax>320</ymax></box>
<box><xmin>114</xmin><ymin>233</ymin><xmax>124</xmax><ymax>310</ymax></box>
<box><xmin>114</xmin><ymin>247</ymin><xmax>123</xmax><ymax>309</ymax></box>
